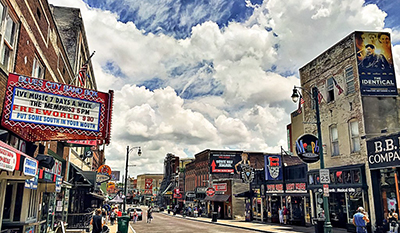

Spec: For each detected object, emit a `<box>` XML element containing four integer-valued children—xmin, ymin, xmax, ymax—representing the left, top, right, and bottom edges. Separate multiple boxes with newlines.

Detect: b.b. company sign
<box><xmin>367</xmin><ymin>132</ymin><xmax>400</xmax><ymax>170</ymax></box>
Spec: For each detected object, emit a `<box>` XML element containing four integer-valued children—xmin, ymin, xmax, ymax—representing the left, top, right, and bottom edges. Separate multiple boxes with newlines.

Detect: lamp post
<box><xmin>291</xmin><ymin>86</ymin><xmax>332</xmax><ymax>233</ymax></box>
<box><xmin>123</xmin><ymin>146</ymin><xmax>142</xmax><ymax>213</ymax></box>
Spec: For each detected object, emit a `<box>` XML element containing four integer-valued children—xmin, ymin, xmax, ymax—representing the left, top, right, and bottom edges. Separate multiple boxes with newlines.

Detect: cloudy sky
<box><xmin>48</xmin><ymin>0</ymin><xmax>400</xmax><ymax>178</ymax></box>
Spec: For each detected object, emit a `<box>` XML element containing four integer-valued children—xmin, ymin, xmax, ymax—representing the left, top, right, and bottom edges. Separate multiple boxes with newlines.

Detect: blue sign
<box><xmin>264</xmin><ymin>155</ymin><xmax>283</xmax><ymax>180</ymax></box>
<box><xmin>23</xmin><ymin>157</ymin><xmax>38</xmax><ymax>176</ymax></box>
<box><xmin>56</xmin><ymin>176</ymin><xmax>62</xmax><ymax>192</ymax></box>
<box><xmin>25</xmin><ymin>174</ymin><xmax>38</xmax><ymax>190</ymax></box>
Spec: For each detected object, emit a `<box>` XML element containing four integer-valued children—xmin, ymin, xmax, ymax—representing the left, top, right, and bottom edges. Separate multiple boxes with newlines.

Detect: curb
<box><xmin>160</xmin><ymin>211</ymin><xmax>273</xmax><ymax>233</ymax></box>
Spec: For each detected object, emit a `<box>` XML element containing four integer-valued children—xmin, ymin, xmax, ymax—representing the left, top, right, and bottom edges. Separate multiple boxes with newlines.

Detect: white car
<box><xmin>128</xmin><ymin>207</ymin><xmax>143</xmax><ymax>221</ymax></box>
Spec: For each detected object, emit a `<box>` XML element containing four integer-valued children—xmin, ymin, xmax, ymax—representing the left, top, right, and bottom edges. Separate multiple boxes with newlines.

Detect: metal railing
<box><xmin>67</xmin><ymin>210</ymin><xmax>94</xmax><ymax>229</ymax></box>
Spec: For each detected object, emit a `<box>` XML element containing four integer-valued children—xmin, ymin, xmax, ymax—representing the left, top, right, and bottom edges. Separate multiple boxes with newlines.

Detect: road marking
<box><xmin>130</xmin><ymin>223</ymin><xmax>136</xmax><ymax>233</ymax></box>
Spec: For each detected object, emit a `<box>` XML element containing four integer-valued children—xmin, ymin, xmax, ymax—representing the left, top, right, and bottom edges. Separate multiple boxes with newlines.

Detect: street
<box><xmin>129</xmin><ymin>212</ymin><xmax>255</xmax><ymax>233</ymax></box>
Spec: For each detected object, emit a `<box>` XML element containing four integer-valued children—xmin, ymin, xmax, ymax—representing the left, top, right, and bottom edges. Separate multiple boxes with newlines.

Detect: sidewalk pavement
<box><xmin>162</xmin><ymin>211</ymin><xmax>348</xmax><ymax>233</ymax></box>
<box><xmin>107</xmin><ymin>223</ymin><xmax>135</xmax><ymax>233</ymax></box>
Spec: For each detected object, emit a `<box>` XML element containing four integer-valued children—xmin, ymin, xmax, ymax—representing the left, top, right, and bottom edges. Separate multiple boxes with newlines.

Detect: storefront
<box><xmin>367</xmin><ymin>132</ymin><xmax>400</xmax><ymax>231</ymax></box>
<box><xmin>308</xmin><ymin>164</ymin><xmax>367</xmax><ymax>231</ymax></box>
<box><xmin>0</xmin><ymin>140</ymin><xmax>39</xmax><ymax>232</ymax></box>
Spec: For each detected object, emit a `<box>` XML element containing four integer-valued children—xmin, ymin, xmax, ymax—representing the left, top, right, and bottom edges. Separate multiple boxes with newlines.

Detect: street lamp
<box><xmin>291</xmin><ymin>86</ymin><xmax>332</xmax><ymax>233</ymax></box>
<box><xmin>123</xmin><ymin>146</ymin><xmax>142</xmax><ymax>213</ymax></box>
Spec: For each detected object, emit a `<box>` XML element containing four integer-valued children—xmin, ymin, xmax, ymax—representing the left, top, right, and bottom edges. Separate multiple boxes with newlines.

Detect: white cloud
<box><xmin>48</xmin><ymin>0</ymin><xmax>395</xmax><ymax>177</ymax></box>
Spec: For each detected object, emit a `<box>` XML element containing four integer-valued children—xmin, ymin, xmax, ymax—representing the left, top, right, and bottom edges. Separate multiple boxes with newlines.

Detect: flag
<box><xmin>333</xmin><ymin>78</ymin><xmax>344</xmax><ymax>95</ymax></box>
<box><xmin>318</xmin><ymin>91</ymin><xmax>324</xmax><ymax>104</ymax></box>
<box><xmin>297</xmin><ymin>93</ymin><xmax>304</xmax><ymax>114</ymax></box>
<box><xmin>78</xmin><ymin>64</ymin><xmax>87</xmax><ymax>86</ymax></box>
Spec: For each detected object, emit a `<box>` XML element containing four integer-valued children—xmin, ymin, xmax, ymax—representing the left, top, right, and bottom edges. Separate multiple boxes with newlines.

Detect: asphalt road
<box><xmin>130</xmin><ymin>212</ymin><xmax>255</xmax><ymax>233</ymax></box>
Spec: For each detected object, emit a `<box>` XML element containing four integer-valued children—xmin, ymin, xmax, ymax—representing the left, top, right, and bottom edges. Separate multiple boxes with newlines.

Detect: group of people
<box><xmin>278</xmin><ymin>206</ymin><xmax>289</xmax><ymax>224</ymax></box>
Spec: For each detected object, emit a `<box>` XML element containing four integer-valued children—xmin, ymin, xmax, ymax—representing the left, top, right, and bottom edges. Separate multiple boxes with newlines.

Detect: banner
<box><xmin>1</xmin><ymin>73</ymin><xmax>113</xmax><ymax>143</ymax></box>
<box><xmin>355</xmin><ymin>31</ymin><xmax>397</xmax><ymax>96</ymax></box>
<box><xmin>209</xmin><ymin>151</ymin><xmax>242</xmax><ymax>174</ymax></box>
<box><xmin>145</xmin><ymin>178</ymin><xmax>153</xmax><ymax>195</ymax></box>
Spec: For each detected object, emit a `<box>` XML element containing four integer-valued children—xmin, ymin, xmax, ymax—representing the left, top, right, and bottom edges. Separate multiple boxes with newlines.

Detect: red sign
<box><xmin>266</xmin><ymin>184</ymin><xmax>284</xmax><ymax>193</ymax></box>
<box><xmin>213</xmin><ymin>183</ymin><xmax>227</xmax><ymax>192</ymax></box>
<box><xmin>206</xmin><ymin>187</ymin><xmax>215</xmax><ymax>197</ymax></box>
<box><xmin>66</xmin><ymin>140</ymin><xmax>101</xmax><ymax>146</ymax></box>
<box><xmin>173</xmin><ymin>188</ymin><xmax>182</xmax><ymax>198</ymax></box>
<box><xmin>1</xmin><ymin>73</ymin><xmax>113</xmax><ymax>143</ymax></box>
<box><xmin>97</xmin><ymin>165</ymin><xmax>112</xmax><ymax>175</ymax></box>
<box><xmin>145</xmin><ymin>178</ymin><xmax>153</xmax><ymax>190</ymax></box>
<box><xmin>286</xmin><ymin>183</ymin><xmax>307</xmax><ymax>193</ymax></box>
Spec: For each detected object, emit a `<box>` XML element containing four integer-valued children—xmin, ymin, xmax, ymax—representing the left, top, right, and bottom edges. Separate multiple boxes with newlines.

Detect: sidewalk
<box><xmin>108</xmin><ymin>223</ymin><xmax>135</xmax><ymax>233</ymax></box>
<box><xmin>161</xmin><ymin>211</ymin><xmax>348</xmax><ymax>233</ymax></box>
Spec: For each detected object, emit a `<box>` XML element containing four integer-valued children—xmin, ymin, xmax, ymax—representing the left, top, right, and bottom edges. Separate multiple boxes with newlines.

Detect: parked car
<box><xmin>152</xmin><ymin>206</ymin><xmax>160</xmax><ymax>212</ymax></box>
<box><xmin>127</xmin><ymin>208</ymin><xmax>143</xmax><ymax>221</ymax></box>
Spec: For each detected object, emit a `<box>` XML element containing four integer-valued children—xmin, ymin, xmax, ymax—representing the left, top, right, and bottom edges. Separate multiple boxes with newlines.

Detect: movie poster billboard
<box><xmin>1</xmin><ymin>73</ymin><xmax>113</xmax><ymax>143</ymax></box>
<box><xmin>355</xmin><ymin>31</ymin><xmax>397</xmax><ymax>96</ymax></box>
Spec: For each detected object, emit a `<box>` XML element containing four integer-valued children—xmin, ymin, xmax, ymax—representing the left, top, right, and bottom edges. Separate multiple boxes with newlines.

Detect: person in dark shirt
<box><xmin>91</xmin><ymin>209</ymin><xmax>103</xmax><ymax>233</ymax></box>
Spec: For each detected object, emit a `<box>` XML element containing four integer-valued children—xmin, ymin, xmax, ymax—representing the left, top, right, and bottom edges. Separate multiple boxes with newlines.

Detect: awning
<box><xmin>0</xmin><ymin>140</ymin><xmax>38</xmax><ymax>180</ymax></box>
<box><xmin>89</xmin><ymin>192</ymin><xmax>106</xmax><ymax>200</ymax></box>
<box><xmin>69</xmin><ymin>163</ymin><xmax>96</xmax><ymax>186</ymax></box>
<box><xmin>204</xmin><ymin>194</ymin><xmax>230</xmax><ymax>202</ymax></box>
<box><xmin>234</xmin><ymin>190</ymin><xmax>253</xmax><ymax>198</ymax></box>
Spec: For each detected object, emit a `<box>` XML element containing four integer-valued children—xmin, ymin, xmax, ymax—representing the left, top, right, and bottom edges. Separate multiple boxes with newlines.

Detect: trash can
<box><xmin>212</xmin><ymin>212</ymin><xmax>218</xmax><ymax>222</ymax></box>
<box><xmin>313</xmin><ymin>218</ymin><xmax>324</xmax><ymax>233</ymax></box>
<box><xmin>117</xmin><ymin>214</ymin><xmax>130</xmax><ymax>233</ymax></box>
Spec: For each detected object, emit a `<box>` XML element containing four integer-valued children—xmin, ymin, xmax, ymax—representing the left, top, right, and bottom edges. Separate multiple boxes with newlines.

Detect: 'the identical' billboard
<box><xmin>355</xmin><ymin>31</ymin><xmax>397</xmax><ymax>96</ymax></box>
<box><xmin>1</xmin><ymin>74</ymin><xmax>113</xmax><ymax>144</ymax></box>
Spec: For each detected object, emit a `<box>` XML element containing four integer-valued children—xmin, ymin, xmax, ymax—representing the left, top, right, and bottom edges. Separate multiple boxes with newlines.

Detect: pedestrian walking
<box><xmin>283</xmin><ymin>206</ymin><xmax>288</xmax><ymax>225</ymax></box>
<box><xmin>352</xmin><ymin>207</ymin><xmax>370</xmax><ymax>233</ymax></box>
<box><xmin>388</xmin><ymin>209</ymin><xmax>399</xmax><ymax>233</ymax></box>
<box><xmin>109</xmin><ymin>208</ymin><xmax>116</xmax><ymax>225</ymax></box>
<box><xmin>167</xmin><ymin>205</ymin><xmax>170</xmax><ymax>214</ymax></box>
<box><xmin>147</xmin><ymin>206</ymin><xmax>153</xmax><ymax>223</ymax></box>
<box><xmin>132</xmin><ymin>209</ymin><xmax>138</xmax><ymax>223</ymax></box>
<box><xmin>90</xmin><ymin>209</ymin><xmax>103</xmax><ymax>233</ymax></box>
<box><xmin>279</xmin><ymin>207</ymin><xmax>284</xmax><ymax>224</ymax></box>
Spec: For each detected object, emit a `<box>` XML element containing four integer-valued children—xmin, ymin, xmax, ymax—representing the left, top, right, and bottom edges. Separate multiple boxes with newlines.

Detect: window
<box><xmin>330</xmin><ymin>125</ymin><xmax>339</xmax><ymax>156</ymax></box>
<box><xmin>349</xmin><ymin>121</ymin><xmax>360</xmax><ymax>153</ymax></box>
<box><xmin>0</xmin><ymin>4</ymin><xmax>17</xmax><ymax>71</ymax></box>
<box><xmin>2</xmin><ymin>182</ymin><xmax>24</xmax><ymax>221</ymax></box>
<box><xmin>32</xmin><ymin>57</ymin><xmax>44</xmax><ymax>79</ymax></box>
<box><xmin>27</xmin><ymin>189</ymin><xmax>38</xmax><ymax>220</ymax></box>
<box><xmin>327</xmin><ymin>78</ymin><xmax>335</xmax><ymax>102</ymax></box>
<box><xmin>345</xmin><ymin>67</ymin><xmax>355</xmax><ymax>94</ymax></box>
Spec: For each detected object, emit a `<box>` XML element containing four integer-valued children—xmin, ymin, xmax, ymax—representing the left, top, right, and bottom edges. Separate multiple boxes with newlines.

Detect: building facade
<box><xmin>296</xmin><ymin>31</ymin><xmax>398</xmax><ymax>232</ymax></box>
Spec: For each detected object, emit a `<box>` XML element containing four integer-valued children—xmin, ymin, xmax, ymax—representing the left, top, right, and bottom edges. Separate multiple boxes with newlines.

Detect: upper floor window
<box><xmin>327</xmin><ymin>78</ymin><xmax>335</xmax><ymax>102</ymax></box>
<box><xmin>349</xmin><ymin>120</ymin><xmax>360</xmax><ymax>153</ymax></box>
<box><xmin>0</xmin><ymin>3</ymin><xmax>18</xmax><ymax>71</ymax></box>
<box><xmin>345</xmin><ymin>67</ymin><xmax>355</xmax><ymax>94</ymax></box>
<box><xmin>32</xmin><ymin>57</ymin><xmax>44</xmax><ymax>79</ymax></box>
<box><xmin>330</xmin><ymin>125</ymin><xmax>339</xmax><ymax>156</ymax></box>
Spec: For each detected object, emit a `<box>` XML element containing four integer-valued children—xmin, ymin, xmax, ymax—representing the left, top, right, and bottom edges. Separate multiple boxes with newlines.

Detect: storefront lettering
<box><xmin>367</xmin><ymin>134</ymin><xmax>400</xmax><ymax>169</ymax></box>
<box><xmin>0</xmin><ymin>147</ymin><xmax>17</xmax><ymax>172</ymax></box>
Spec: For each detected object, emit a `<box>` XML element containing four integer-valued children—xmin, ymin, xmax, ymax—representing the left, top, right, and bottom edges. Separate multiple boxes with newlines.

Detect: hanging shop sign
<box><xmin>241</xmin><ymin>165</ymin><xmax>255</xmax><ymax>183</ymax></box>
<box><xmin>367</xmin><ymin>132</ymin><xmax>400</xmax><ymax>170</ymax></box>
<box><xmin>25</xmin><ymin>174</ymin><xmax>38</xmax><ymax>190</ymax></box>
<box><xmin>354</xmin><ymin>31</ymin><xmax>397</xmax><ymax>96</ymax></box>
<box><xmin>0</xmin><ymin>145</ymin><xmax>17</xmax><ymax>171</ymax></box>
<box><xmin>174</xmin><ymin>188</ymin><xmax>182</xmax><ymax>198</ymax></box>
<box><xmin>1</xmin><ymin>73</ymin><xmax>113</xmax><ymax>143</ymax></box>
<box><xmin>55</xmin><ymin>176</ymin><xmax>62</xmax><ymax>192</ymax></box>
<box><xmin>96</xmin><ymin>164</ymin><xmax>111</xmax><ymax>183</ymax></box>
<box><xmin>23</xmin><ymin>157</ymin><xmax>38</xmax><ymax>176</ymax></box>
<box><xmin>264</xmin><ymin>154</ymin><xmax>283</xmax><ymax>180</ymax></box>
<box><xmin>286</xmin><ymin>183</ymin><xmax>307</xmax><ymax>193</ymax></box>
<box><xmin>206</xmin><ymin>187</ymin><xmax>215</xmax><ymax>197</ymax></box>
<box><xmin>209</xmin><ymin>151</ymin><xmax>243</xmax><ymax>174</ymax></box>
<box><xmin>295</xmin><ymin>134</ymin><xmax>320</xmax><ymax>163</ymax></box>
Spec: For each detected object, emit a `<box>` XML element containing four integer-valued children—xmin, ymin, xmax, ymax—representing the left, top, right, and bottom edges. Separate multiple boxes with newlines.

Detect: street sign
<box><xmin>323</xmin><ymin>184</ymin><xmax>329</xmax><ymax>197</ymax></box>
<box><xmin>319</xmin><ymin>169</ymin><xmax>330</xmax><ymax>184</ymax></box>
<box><xmin>206</xmin><ymin>187</ymin><xmax>215</xmax><ymax>197</ymax></box>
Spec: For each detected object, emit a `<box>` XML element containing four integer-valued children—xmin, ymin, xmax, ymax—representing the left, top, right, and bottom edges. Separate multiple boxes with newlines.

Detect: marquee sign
<box><xmin>1</xmin><ymin>74</ymin><xmax>113</xmax><ymax>144</ymax></box>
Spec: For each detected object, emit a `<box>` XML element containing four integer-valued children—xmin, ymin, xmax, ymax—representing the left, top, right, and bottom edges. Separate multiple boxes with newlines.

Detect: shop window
<box><xmin>27</xmin><ymin>189</ymin><xmax>38</xmax><ymax>221</ymax></box>
<box><xmin>349</xmin><ymin>121</ymin><xmax>360</xmax><ymax>153</ymax></box>
<box><xmin>32</xmin><ymin>57</ymin><xmax>44</xmax><ymax>79</ymax></box>
<box><xmin>327</xmin><ymin>78</ymin><xmax>335</xmax><ymax>102</ymax></box>
<box><xmin>0</xmin><ymin>8</ymin><xmax>18</xmax><ymax>71</ymax></box>
<box><xmin>343</xmin><ymin>170</ymin><xmax>352</xmax><ymax>184</ymax></box>
<box><xmin>345</xmin><ymin>66</ymin><xmax>355</xmax><ymax>94</ymax></box>
<box><xmin>330</xmin><ymin>172</ymin><xmax>336</xmax><ymax>184</ymax></box>
<box><xmin>353</xmin><ymin>170</ymin><xmax>361</xmax><ymax>183</ymax></box>
<box><xmin>336</xmin><ymin>171</ymin><xmax>343</xmax><ymax>184</ymax></box>
<box><xmin>330</xmin><ymin>125</ymin><xmax>340</xmax><ymax>156</ymax></box>
<box><xmin>2</xmin><ymin>182</ymin><xmax>24</xmax><ymax>221</ymax></box>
